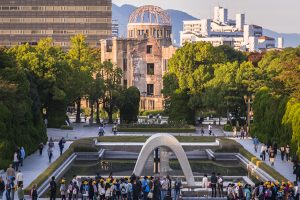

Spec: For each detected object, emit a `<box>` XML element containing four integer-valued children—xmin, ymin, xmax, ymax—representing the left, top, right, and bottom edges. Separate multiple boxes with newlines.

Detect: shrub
<box><xmin>139</xmin><ymin>110</ymin><xmax>165</xmax><ymax>116</ymax></box>
<box><xmin>223</xmin><ymin>124</ymin><xmax>232</xmax><ymax>132</ymax></box>
<box><xmin>117</xmin><ymin>127</ymin><xmax>196</xmax><ymax>133</ymax></box>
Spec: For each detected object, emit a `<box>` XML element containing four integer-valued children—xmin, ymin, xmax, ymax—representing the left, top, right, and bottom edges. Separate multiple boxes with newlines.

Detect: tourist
<box><xmin>30</xmin><ymin>184</ymin><xmax>38</xmax><ymax>200</ymax></box>
<box><xmin>50</xmin><ymin>176</ymin><xmax>57</xmax><ymax>200</ymax></box>
<box><xmin>152</xmin><ymin>177</ymin><xmax>161</xmax><ymax>200</ymax></box>
<box><xmin>226</xmin><ymin>183</ymin><xmax>235</xmax><ymax>200</ymax></box>
<box><xmin>127</xmin><ymin>178</ymin><xmax>133</xmax><ymax>200</ymax></box>
<box><xmin>0</xmin><ymin>176</ymin><xmax>5</xmax><ymax>200</ymax></box>
<box><xmin>72</xmin><ymin>182</ymin><xmax>79</xmax><ymax>200</ymax></box>
<box><xmin>19</xmin><ymin>147</ymin><xmax>25</xmax><ymax>167</ymax></box>
<box><xmin>67</xmin><ymin>181</ymin><xmax>73</xmax><ymax>200</ymax></box>
<box><xmin>277</xmin><ymin>186</ymin><xmax>285</xmax><ymax>200</ymax></box>
<box><xmin>39</xmin><ymin>142</ymin><xmax>44</xmax><ymax>156</ymax></box>
<box><xmin>260</xmin><ymin>144</ymin><xmax>267</xmax><ymax>161</ymax></box>
<box><xmin>48</xmin><ymin>145</ymin><xmax>54</xmax><ymax>163</ymax></box>
<box><xmin>201</xmin><ymin>125</ymin><xmax>205</xmax><ymax>135</ymax></box>
<box><xmin>17</xmin><ymin>184</ymin><xmax>24</xmax><ymax>200</ymax></box>
<box><xmin>210</xmin><ymin>172</ymin><xmax>217</xmax><ymax>197</ymax></box>
<box><xmin>240</xmin><ymin>127</ymin><xmax>245</xmax><ymax>140</ymax></box>
<box><xmin>232</xmin><ymin>126</ymin><xmax>237</xmax><ymax>138</ymax></box>
<box><xmin>264</xmin><ymin>184</ymin><xmax>272</xmax><ymax>200</ymax></box>
<box><xmin>244</xmin><ymin>184</ymin><xmax>251</xmax><ymax>200</ymax></box>
<box><xmin>174</xmin><ymin>178</ymin><xmax>182</xmax><ymax>200</ymax></box>
<box><xmin>236</xmin><ymin>182</ymin><xmax>244</xmax><ymax>200</ymax></box>
<box><xmin>273</xmin><ymin>142</ymin><xmax>278</xmax><ymax>156</ymax></box>
<box><xmin>217</xmin><ymin>173</ymin><xmax>224</xmax><ymax>197</ymax></box>
<box><xmin>286</xmin><ymin>145</ymin><xmax>291</xmax><ymax>161</ymax></box>
<box><xmin>202</xmin><ymin>174</ymin><xmax>208</xmax><ymax>191</ymax></box>
<box><xmin>60</xmin><ymin>179</ymin><xmax>67</xmax><ymax>200</ymax></box>
<box><xmin>112</xmin><ymin>125</ymin><xmax>117</xmax><ymax>136</ymax></box>
<box><xmin>59</xmin><ymin>137</ymin><xmax>66</xmax><ymax>156</ymax></box>
<box><xmin>6</xmin><ymin>164</ymin><xmax>15</xmax><ymax>181</ymax></box>
<box><xmin>120</xmin><ymin>178</ymin><xmax>129</xmax><ymax>200</ymax></box>
<box><xmin>253</xmin><ymin>136</ymin><xmax>259</xmax><ymax>152</ymax></box>
<box><xmin>98</xmin><ymin>180</ymin><xmax>105</xmax><ymax>200</ymax></box>
<box><xmin>88</xmin><ymin>180</ymin><xmax>94</xmax><ymax>200</ymax></box>
<box><xmin>5</xmin><ymin>179</ymin><xmax>12</xmax><ymax>200</ymax></box>
<box><xmin>104</xmin><ymin>182</ymin><xmax>112</xmax><ymax>200</ymax></box>
<box><xmin>166</xmin><ymin>175</ymin><xmax>172</xmax><ymax>198</ymax></box>
<box><xmin>16</xmin><ymin>170</ymin><xmax>23</xmax><ymax>187</ymax></box>
<box><xmin>269</xmin><ymin>148</ymin><xmax>275</xmax><ymax>166</ymax></box>
<box><xmin>13</xmin><ymin>151</ymin><xmax>19</xmax><ymax>171</ymax></box>
<box><xmin>208</xmin><ymin>124</ymin><xmax>212</xmax><ymax>136</ymax></box>
<box><xmin>280</xmin><ymin>145</ymin><xmax>285</xmax><ymax>161</ymax></box>
<box><xmin>142</xmin><ymin>176</ymin><xmax>150</xmax><ymax>200</ymax></box>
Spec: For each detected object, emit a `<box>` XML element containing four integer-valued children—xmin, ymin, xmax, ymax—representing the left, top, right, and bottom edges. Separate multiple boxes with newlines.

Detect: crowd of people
<box><xmin>48</xmin><ymin>174</ymin><xmax>181</xmax><ymax>200</ymax></box>
<box><xmin>227</xmin><ymin>181</ymin><xmax>300</xmax><ymax>200</ymax></box>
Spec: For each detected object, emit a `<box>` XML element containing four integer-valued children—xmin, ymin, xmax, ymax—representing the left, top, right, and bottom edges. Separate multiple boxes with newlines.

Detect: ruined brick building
<box><xmin>100</xmin><ymin>5</ymin><xmax>177</xmax><ymax>111</ymax></box>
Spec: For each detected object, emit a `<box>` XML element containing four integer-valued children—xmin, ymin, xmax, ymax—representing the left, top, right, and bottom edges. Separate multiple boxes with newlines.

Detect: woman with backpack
<box><xmin>98</xmin><ymin>181</ymin><xmax>106</xmax><ymax>200</ymax></box>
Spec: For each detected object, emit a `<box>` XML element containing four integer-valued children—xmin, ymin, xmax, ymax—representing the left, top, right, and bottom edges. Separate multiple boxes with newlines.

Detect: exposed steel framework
<box><xmin>128</xmin><ymin>5</ymin><xmax>171</xmax><ymax>25</ymax></box>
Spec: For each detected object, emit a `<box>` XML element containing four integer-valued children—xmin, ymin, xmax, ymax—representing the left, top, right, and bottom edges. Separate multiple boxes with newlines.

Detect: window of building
<box><xmin>148</xmin><ymin>100</ymin><xmax>155</xmax><ymax>110</ymax></box>
<box><xmin>146</xmin><ymin>45</ymin><xmax>152</xmax><ymax>54</ymax></box>
<box><xmin>123</xmin><ymin>58</ymin><xmax>127</xmax><ymax>71</ymax></box>
<box><xmin>147</xmin><ymin>63</ymin><xmax>154</xmax><ymax>75</ymax></box>
<box><xmin>123</xmin><ymin>80</ymin><xmax>127</xmax><ymax>88</ymax></box>
<box><xmin>147</xmin><ymin>84</ymin><xmax>154</xmax><ymax>96</ymax></box>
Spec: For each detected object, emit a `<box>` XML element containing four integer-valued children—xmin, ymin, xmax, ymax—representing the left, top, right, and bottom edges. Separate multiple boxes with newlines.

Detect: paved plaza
<box><xmin>1</xmin><ymin>123</ymin><xmax>297</xmax><ymax>194</ymax></box>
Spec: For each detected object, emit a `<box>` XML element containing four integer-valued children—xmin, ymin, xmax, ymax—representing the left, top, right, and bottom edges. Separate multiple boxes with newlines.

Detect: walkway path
<box><xmin>2</xmin><ymin>142</ymin><xmax>71</xmax><ymax>188</ymax></box>
<box><xmin>233</xmin><ymin>138</ymin><xmax>296</xmax><ymax>182</ymax></box>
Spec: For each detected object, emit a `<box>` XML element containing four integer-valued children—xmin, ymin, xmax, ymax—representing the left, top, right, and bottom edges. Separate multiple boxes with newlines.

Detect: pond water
<box><xmin>63</xmin><ymin>160</ymin><xmax>248</xmax><ymax>181</ymax></box>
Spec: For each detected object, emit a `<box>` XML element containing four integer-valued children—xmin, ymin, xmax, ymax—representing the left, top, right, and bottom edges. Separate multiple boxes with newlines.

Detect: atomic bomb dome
<box><xmin>127</xmin><ymin>5</ymin><xmax>172</xmax><ymax>41</ymax></box>
<box><xmin>128</xmin><ymin>5</ymin><xmax>171</xmax><ymax>25</ymax></box>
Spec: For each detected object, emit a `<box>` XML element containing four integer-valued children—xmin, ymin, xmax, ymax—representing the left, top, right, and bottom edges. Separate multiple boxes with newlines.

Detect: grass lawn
<box><xmin>98</xmin><ymin>136</ymin><xmax>216</xmax><ymax>143</ymax></box>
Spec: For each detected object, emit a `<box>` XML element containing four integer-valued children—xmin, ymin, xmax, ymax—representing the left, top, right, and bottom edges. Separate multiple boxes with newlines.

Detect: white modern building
<box><xmin>180</xmin><ymin>6</ymin><xmax>283</xmax><ymax>52</ymax></box>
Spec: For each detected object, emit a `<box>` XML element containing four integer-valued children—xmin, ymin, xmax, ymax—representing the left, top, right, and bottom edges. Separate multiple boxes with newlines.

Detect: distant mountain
<box><xmin>112</xmin><ymin>4</ymin><xmax>300</xmax><ymax>47</ymax></box>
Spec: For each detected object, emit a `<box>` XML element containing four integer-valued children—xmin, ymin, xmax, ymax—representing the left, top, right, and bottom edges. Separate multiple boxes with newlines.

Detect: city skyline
<box><xmin>113</xmin><ymin>0</ymin><xmax>300</xmax><ymax>34</ymax></box>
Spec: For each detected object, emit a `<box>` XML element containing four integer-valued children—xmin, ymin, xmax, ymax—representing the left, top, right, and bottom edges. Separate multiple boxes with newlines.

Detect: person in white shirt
<box><xmin>260</xmin><ymin>144</ymin><xmax>267</xmax><ymax>161</ymax></box>
<box><xmin>208</xmin><ymin>124</ymin><xmax>212</xmax><ymax>135</ymax></box>
<box><xmin>13</xmin><ymin>151</ymin><xmax>19</xmax><ymax>171</ymax></box>
<box><xmin>16</xmin><ymin>170</ymin><xmax>23</xmax><ymax>187</ymax></box>
<box><xmin>202</xmin><ymin>174</ymin><xmax>209</xmax><ymax>190</ymax></box>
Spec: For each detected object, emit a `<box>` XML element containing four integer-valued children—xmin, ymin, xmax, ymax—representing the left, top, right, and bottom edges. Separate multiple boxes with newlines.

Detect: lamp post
<box><xmin>244</xmin><ymin>94</ymin><xmax>255</xmax><ymax>136</ymax></box>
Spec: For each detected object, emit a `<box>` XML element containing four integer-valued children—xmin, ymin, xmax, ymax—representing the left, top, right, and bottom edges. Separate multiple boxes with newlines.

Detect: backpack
<box><xmin>121</xmin><ymin>184</ymin><xmax>127</xmax><ymax>194</ymax></box>
<box><xmin>265</xmin><ymin>189</ymin><xmax>272</xmax><ymax>198</ymax></box>
<box><xmin>142</xmin><ymin>181</ymin><xmax>150</xmax><ymax>193</ymax></box>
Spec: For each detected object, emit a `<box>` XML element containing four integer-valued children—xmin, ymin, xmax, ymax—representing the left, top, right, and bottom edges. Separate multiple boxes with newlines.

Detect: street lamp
<box><xmin>244</xmin><ymin>94</ymin><xmax>255</xmax><ymax>136</ymax></box>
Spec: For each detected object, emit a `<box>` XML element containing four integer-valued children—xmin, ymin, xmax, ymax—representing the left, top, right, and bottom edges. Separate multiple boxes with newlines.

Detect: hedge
<box><xmin>117</xmin><ymin>127</ymin><xmax>196</xmax><ymax>133</ymax></box>
<box><xmin>25</xmin><ymin>138</ymin><xmax>97</xmax><ymax>193</ymax></box>
<box><xmin>98</xmin><ymin>136</ymin><xmax>216</xmax><ymax>143</ymax></box>
<box><xmin>139</xmin><ymin>110</ymin><xmax>165</xmax><ymax>116</ymax></box>
<box><xmin>60</xmin><ymin>125</ymin><xmax>73</xmax><ymax>130</ymax></box>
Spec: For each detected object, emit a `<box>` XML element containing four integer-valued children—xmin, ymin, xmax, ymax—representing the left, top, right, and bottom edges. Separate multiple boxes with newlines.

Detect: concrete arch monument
<box><xmin>133</xmin><ymin>133</ymin><xmax>196</xmax><ymax>186</ymax></box>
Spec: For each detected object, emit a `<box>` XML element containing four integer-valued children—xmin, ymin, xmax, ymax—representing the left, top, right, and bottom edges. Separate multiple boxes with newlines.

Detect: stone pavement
<box><xmin>2</xmin><ymin>142</ymin><xmax>71</xmax><ymax>188</ymax></box>
<box><xmin>233</xmin><ymin>138</ymin><xmax>296</xmax><ymax>182</ymax></box>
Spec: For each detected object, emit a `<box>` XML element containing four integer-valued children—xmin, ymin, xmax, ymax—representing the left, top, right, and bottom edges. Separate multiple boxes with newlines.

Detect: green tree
<box><xmin>118</xmin><ymin>86</ymin><xmax>140</xmax><ymax>123</ymax></box>
<box><xmin>67</xmin><ymin>34</ymin><xmax>94</xmax><ymax>123</ymax></box>
<box><xmin>101</xmin><ymin>61</ymin><xmax>122</xmax><ymax>123</ymax></box>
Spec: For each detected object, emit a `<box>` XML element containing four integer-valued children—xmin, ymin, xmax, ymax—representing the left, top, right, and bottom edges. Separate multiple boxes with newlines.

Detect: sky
<box><xmin>113</xmin><ymin>0</ymin><xmax>300</xmax><ymax>34</ymax></box>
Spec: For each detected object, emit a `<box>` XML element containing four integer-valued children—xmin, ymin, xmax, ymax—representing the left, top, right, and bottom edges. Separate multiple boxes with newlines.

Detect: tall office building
<box><xmin>0</xmin><ymin>0</ymin><xmax>112</xmax><ymax>47</ymax></box>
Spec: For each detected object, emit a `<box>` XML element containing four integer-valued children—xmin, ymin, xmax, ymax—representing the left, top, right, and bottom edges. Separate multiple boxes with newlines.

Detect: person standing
<box><xmin>217</xmin><ymin>173</ymin><xmax>224</xmax><ymax>197</ymax></box>
<box><xmin>295</xmin><ymin>163</ymin><xmax>300</xmax><ymax>183</ymax></box>
<box><xmin>280</xmin><ymin>146</ymin><xmax>285</xmax><ymax>161</ymax></box>
<box><xmin>253</xmin><ymin>136</ymin><xmax>259</xmax><ymax>152</ymax></box>
<box><xmin>39</xmin><ymin>143</ymin><xmax>44</xmax><ymax>156</ymax></box>
<box><xmin>112</xmin><ymin>125</ymin><xmax>117</xmax><ymax>136</ymax></box>
<box><xmin>60</xmin><ymin>179</ymin><xmax>67</xmax><ymax>200</ymax></box>
<box><xmin>240</xmin><ymin>128</ymin><xmax>245</xmax><ymax>140</ymax></box>
<box><xmin>261</xmin><ymin>144</ymin><xmax>267</xmax><ymax>161</ymax></box>
<box><xmin>174</xmin><ymin>178</ymin><xmax>182</xmax><ymax>200</ymax></box>
<box><xmin>286</xmin><ymin>145</ymin><xmax>290</xmax><ymax>161</ymax></box>
<box><xmin>269</xmin><ymin>148</ymin><xmax>275</xmax><ymax>166</ymax></box>
<box><xmin>59</xmin><ymin>137</ymin><xmax>66</xmax><ymax>156</ymax></box>
<box><xmin>16</xmin><ymin>170</ymin><xmax>23</xmax><ymax>187</ymax></box>
<box><xmin>17</xmin><ymin>184</ymin><xmax>24</xmax><ymax>200</ymax></box>
<box><xmin>0</xmin><ymin>176</ymin><xmax>5</xmax><ymax>200</ymax></box>
<box><xmin>13</xmin><ymin>151</ymin><xmax>19</xmax><ymax>171</ymax></box>
<box><xmin>31</xmin><ymin>184</ymin><xmax>38</xmax><ymax>200</ymax></box>
<box><xmin>232</xmin><ymin>126</ymin><xmax>237</xmax><ymax>138</ymax></box>
<box><xmin>48</xmin><ymin>146</ymin><xmax>54</xmax><ymax>163</ymax></box>
<box><xmin>201</xmin><ymin>125</ymin><xmax>205</xmax><ymax>135</ymax></box>
<box><xmin>273</xmin><ymin>142</ymin><xmax>278</xmax><ymax>156</ymax></box>
<box><xmin>208</xmin><ymin>124</ymin><xmax>212</xmax><ymax>136</ymax></box>
<box><xmin>202</xmin><ymin>174</ymin><xmax>208</xmax><ymax>191</ymax></box>
<box><xmin>50</xmin><ymin>176</ymin><xmax>57</xmax><ymax>200</ymax></box>
<box><xmin>160</xmin><ymin>177</ymin><xmax>169</xmax><ymax>200</ymax></box>
<box><xmin>210</xmin><ymin>172</ymin><xmax>217</xmax><ymax>197</ymax></box>
<box><xmin>19</xmin><ymin>147</ymin><xmax>25</xmax><ymax>167</ymax></box>
<box><xmin>6</xmin><ymin>164</ymin><xmax>15</xmax><ymax>181</ymax></box>
<box><xmin>5</xmin><ymin>179</ymin><xmax>11</xmax><ymax>200</ymax></box>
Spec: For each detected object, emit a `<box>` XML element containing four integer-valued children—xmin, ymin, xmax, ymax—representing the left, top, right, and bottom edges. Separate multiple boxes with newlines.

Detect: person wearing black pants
<box><xmin>210</xmin><ymin>172</ymin><xmax>217</xmax><ymax>197</ymax></box>
<box><xmin>217</xmin><ymin>173</ymin><xmax>224</xmax><ymax>197</ymax></box>
<box><xmin>50</xmin><ymin>176</ymin><xmax>57</xmax><ymax>200</ymax></box>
